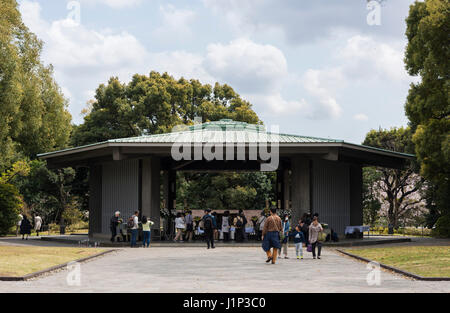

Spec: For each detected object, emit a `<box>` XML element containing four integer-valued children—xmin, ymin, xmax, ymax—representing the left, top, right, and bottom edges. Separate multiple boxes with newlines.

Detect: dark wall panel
<box><xmin>89</xmin><ymin>165</ymin><xmax>102</xmax><ymax>235</ymax></box>
<box><xmin>312</xmin><ymin>159</ymin><xmax>350</xmax><ymax>234</ymax></box>
<box><xmin>101</xmin><ymin>159</ymin><xmax>139</xmax><ymax>234</ymax></box>
<box><xmin>350</xmin><ymin>165</ymin><xmax>363</xmax><ymax>225</ymax></box>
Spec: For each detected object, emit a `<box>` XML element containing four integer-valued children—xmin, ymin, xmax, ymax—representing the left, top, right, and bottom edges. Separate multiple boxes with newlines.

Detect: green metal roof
<box><xmin>108</xmin><ymin>119</ymin><xmax>343</xmax><ymax>144</ymax></box>
<box><xmin>37</xmin><ymin>119</ymin><xmax>415</xmax><ymax>159</ymax></box>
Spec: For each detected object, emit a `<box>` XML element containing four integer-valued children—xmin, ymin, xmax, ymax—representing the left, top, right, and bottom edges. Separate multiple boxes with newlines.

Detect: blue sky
<box><xmin>18</xmin><ymin>0</ymin><xmax>419</xmax><ymax>144</ymax></box>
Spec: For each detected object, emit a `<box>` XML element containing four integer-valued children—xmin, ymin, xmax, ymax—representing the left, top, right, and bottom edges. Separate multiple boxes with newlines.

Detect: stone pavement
<box><xmin>0</xmin><ymin>243</ymin><xmax>449</xmax><ymax>293</ymax></box>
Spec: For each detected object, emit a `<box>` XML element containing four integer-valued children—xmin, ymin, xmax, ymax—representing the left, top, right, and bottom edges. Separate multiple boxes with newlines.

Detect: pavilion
<box><xmin>38</xmin><ymin>119</ymin><xmax>414</xmax><ymax>240</ymax></box>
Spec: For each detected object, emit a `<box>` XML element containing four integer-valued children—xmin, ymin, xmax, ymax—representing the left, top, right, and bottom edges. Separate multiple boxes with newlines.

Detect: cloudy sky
<box><xmin>18</xmin><ymin>0</ymin><xmax>419</xmax><ymax>144</ymax></box>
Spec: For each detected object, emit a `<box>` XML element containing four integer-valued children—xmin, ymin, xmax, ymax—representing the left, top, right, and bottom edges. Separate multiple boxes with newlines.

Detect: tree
<box><xmin>404</xmin><ymin>0</ymin><xmax>450</xmax><ymax>234</ymax></box>
<box><xmin>71</xmin><ymin>72</ymin><xmax>260</xmax><ymax>146</ymax></box>
<box><xmin>0</xmin><ymin>0</ymin><xmax>72</xmax><ymax>170</ymax></box>
<box><xmin>363</xmin><ymin>127</ymin><xmax>426</xmax><ymax>230</ymax></box>
<box><xmin>176</xmin><ymin>172</ymin><xmax>275</xmax><ymax>211</ymax></box>
<box><xmin>0</xmin><ymin>182</ymin><xmax>21</xmax><ymax>236</ymax></box>
<box><xmin>362</xmin><ymin>167</ymin><xmax>382</xmax><ymax>227</ymax></box>
<box><xmin>9</xmin><ymin>160</ymin><xmax>79</xmax><ymax>225</ymax></box>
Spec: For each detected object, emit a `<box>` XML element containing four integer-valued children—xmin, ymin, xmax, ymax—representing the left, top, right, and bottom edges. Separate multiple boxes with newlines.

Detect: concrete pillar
<box><xmin>283</xmin><ymin>168</ymin><xmax>290</xmax><ymax>211</ymax></box>
<box><xmin>291</xmin><ymin>157</ymin><xmax>310</xmax><ymax>225</ymax></box>
<box><xmin>276</xmin><ymin>168</ymin><xmax>291</xmax><ymax>212</ymax></box>
<box><xmin>141</xmin><ymin>157</ymin><xmax>161</xmax><ymax>233</ymax></box>
<box><xmin>350</xmin><ymin>165</ymin><xmax>363</xmax><ymax>225</ymax></box>
<box><xmin>88</xmin><ymin>165</ymin><xmax>102</xmax><ymax>238</ymax></box>
<box><xmin>276</xmin><ymin>170</ymin><xmax>283</xmax><ymax>210</ymax></box>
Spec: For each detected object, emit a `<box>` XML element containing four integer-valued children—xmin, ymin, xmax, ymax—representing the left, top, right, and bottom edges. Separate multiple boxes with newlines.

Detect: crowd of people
<box><xmin>261</xmin><ymin>209</ymin><xmax>326</xmax><ymax>264</ymax></box>
<box><xmin>110</xmin><ymin>208</ymin><xmax>329</xmax><ymax>262</ymax></box>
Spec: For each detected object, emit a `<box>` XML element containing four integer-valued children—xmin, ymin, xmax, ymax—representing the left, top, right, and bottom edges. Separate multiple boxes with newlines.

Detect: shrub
<box><xmin>0</xmin><ymin>183</ymin><xmax>22</xmax><ymax>236</ymax></box>
<box><xmin>432</xmin><ymin>215</ymin><xmax>450</xmax><ymax>238</ymax></box>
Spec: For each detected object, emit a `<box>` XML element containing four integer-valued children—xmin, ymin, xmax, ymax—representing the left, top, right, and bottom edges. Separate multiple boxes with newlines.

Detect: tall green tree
<box><xmin>71</xmin><ymin>72</ymin><xmax>260</xmax><ymax>146</ymax></box>
<box><xmin>363</xmin><ymin>127</ymin><xmax>426</xmax><ymax>229</ymax></box>
<box><xmin>0</xmin><ymin>0</ymin><xmax>72</xmax><ymax>170</ymax></box>
<box><xmin>404</xmin><ymin>0</ymin><xmax>449</xmax><ymax>233</ymax></box>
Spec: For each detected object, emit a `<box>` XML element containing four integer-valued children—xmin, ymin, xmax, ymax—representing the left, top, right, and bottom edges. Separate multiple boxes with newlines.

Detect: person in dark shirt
<box><xmin>203</xmin><ymin>209</ymin><xmax>215</xmax><ymax>249</ymax></box>
<box><xmin>290</xmin><ymin>225</ymin><xmax>306</xmax><ymax>259</ymax></box>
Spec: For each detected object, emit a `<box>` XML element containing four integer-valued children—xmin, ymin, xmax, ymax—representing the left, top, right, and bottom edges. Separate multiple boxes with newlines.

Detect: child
<box><xmin>290</xmin><ymin>225</ymin><xmax>306</xmax><ymax>259</ymax></box>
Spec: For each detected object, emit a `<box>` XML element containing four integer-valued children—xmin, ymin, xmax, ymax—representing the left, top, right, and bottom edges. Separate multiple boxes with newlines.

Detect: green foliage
<box><xmin>61</xmin><ymin>200</ymin><xmax>84</xmax><ymax>226</ymax></box>
<box><xmin>177</xmin><ymin>172</ymin><xmax>275</xmax><ymax>211</ymax></box>
<box><xmin>404</xmin><ymin>0</ymin><xmax>450</xmax><ymax>233</ymax></box>
<box><xmin>71</xmin><ymin>71</ymin><xmax>261</xmax><ymax>146</ymax></box>
<box><xmin>0</xmin><ymin>0</ymin><xmax>72</xmax><ymax>170</ymax></box>
<box><xmin>0</xmin><ymin>182</ymin><xmax>22</xmax><ymax>236</ymax></box>
<box><xmin>9</xmin><ymin>160</ymin><xmax>78</xmax><ymax>224</ymax></box>
<box><xmin>432</xmin><ymin>215</ymin><xmax>450</xmax><ymax>238</ymax></box>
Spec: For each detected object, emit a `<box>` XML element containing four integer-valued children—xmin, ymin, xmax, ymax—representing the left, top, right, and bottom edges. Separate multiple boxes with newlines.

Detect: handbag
<box><xmin>307</xmin><ymin>244</ymin><xmax>312</xmax><ymax>252</ymax></box>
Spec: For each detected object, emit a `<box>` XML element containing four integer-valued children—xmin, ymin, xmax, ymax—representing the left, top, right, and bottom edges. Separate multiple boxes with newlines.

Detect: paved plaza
<box><xmin>0</xmin><ymin>238</ymin><xmax>449</xmax><ymax>293</ymax></box>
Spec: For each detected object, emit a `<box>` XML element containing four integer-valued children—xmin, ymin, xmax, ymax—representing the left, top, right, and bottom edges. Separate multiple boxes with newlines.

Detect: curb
<box><xmin>0</xmin><ymin>249</ymin><xmax>116</xmax><ymax>281</ymax></box>
<box><xmin>336</xmin><ymin>249</ymin><xmax>450</xmax><ymax>281</ymax></box>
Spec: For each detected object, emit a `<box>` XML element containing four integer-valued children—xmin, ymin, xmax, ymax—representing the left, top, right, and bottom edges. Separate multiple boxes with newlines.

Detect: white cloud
<box><xmin>353</xmin><ymin>113</ymin><xmax>369</xmax><ymax>121</ymax></box>
<box><xmin>298</xmin><ymin>34</ymin><xmax>415</xmax><ymax>120</ymax></box>
<box><xmin>21</xmin><ymin>1</ymin><xmax>412</xmax><ymax>125</ymax></box>
<box><xmin>153</xmin><ymin>4</ymin><xmax>196</xmax><ymax>40</ymax></box>
<box><xmin>80</xmin><ymin>0</ymin><xmax>143</xmax><ymax>9</ymax></box>
<box><xmin>203</xmin><ymin>0</ymin><xmax>417</xmax><ymax>44</ymax></box>
<box><xmin>302</xmin><ymin>69</ymin><xmax>343</xmax><ymax>119</ymax></box>
<box><xmin>338</xmin><ymin>35</ymin><xmax>409</xmax><ymax>83</ymax></box>
<box><xmin>204</xmin><ymin>38</ymin><xmax>288</xmax><ymax>93</ymax></box>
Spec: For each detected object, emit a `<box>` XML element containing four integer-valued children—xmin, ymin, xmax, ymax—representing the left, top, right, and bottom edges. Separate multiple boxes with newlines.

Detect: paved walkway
<box><xmin>0</xmin><ymin>242</ymin><xmax>449</xmax><ymax>292</ymax></box>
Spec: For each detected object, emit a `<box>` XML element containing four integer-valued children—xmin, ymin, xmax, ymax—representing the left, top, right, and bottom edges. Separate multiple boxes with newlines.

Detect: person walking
<box><xmin>184</xmin><ymin>210</ymin><xmax>194</xmax><ymax>242</ymax></box>
<box><xmin>203</xmin><ymin>209</ymin><xmax>215</xmax><ymax>249</ymax></box>
<box><xmin>110</xmin><ymin>211</ymin><xmax>121</xmax><ymax>242</ymax></box>
<box><xmin>234</xmin><ymin>210</ymin><xmax>246</xmax><ymax>242</ymax></box>
<box><xmin>262</xmin><ymin>207</ymin><xmax>282</xmax><ymax>264</ymax></box>
<box><xmin>16</xmin><ymin>213</ymin><xmax>23</xmax><ymax>237</ymax></box>
<box><xmin>130</xmin><ymin>211</ymin><xmax>139</xmax><ymax>247</ymax></box>
<box><xmin>309</xmin><ymin>216</ymin><xmax>324</xmax><ymax>259</ymax></box>
<box><xmin>290</xmin><ymin>225</ymin><xmax>306</xmax><ymax>259</ymax></box>
<box><xmin>281</xmin><ymin>214</ymin><xmax>290</xmax><ymax>259</ymax></box>
<box><xmin>34</xmin><ymin>214</ymin><xmax>42</xmax><ymax>236</ymax></box>
<box><xmin>256</xmin><ymin>211</ymin><xmax>267</xmax><ymax>241</ymax></box>
<box><xmin>221</xmin><ymin>211</ymin><xmax>231</xmax><ymax>242</ymax></box>
<box><xmin>20</xmin><ymin>215</ymin><xmax>32</xmax><ymax>240</ymax></box>
<box><xmin>174</xmin><ymin>212</ymin><xmax>186</xmax><ymax>242</ymax></box>
<box><xmin>141</xmin><ymin>216</ymin><xmax>154</xmax><ymax>248</ymax></box>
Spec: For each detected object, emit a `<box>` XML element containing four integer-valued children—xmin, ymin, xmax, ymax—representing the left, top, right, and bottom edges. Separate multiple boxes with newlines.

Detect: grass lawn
<box><xmin>0</xmin><ymin>246</ymin><xmax>105</xmax><ymax>277</ymax></box>
<box><xmin>345</xmin><ymin>246</ymin><xmax>450</xmax><ymax>277</ymax></box>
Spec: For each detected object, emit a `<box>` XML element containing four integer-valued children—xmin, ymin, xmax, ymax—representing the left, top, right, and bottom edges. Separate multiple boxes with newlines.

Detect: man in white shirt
<box><xmin>131</xmin><ymin>211</ymin><xmax>139</xmax><ymax>247</ymax></box>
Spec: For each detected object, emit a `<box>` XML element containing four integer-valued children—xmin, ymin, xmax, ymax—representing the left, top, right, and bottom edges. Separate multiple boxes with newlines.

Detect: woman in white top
<box><xmin>174</xmin><ymin>212</ymin><xmax>186</xmax><ymax>242</ymax></box>
<box><xmin>34</xmin><ymin>215</ymin><xmax>42</xmax><ymax>236</ymax></box>
<box><xmin>221</xmin><ymin>211</ymin><xmax>230</xmax><ymax>242</ymax></box>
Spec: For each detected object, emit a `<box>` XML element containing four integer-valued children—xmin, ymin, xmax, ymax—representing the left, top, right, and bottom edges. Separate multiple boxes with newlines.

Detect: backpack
<box><xmin>236</xmin><ymin>216</ymin><xmax>243</xmax><ymax>228</ymax></box>
<box><xmin>204</xmin><ymin>216</ymin><xmax>213</xmax><ymax>231</ymax></box>
<box><xmin>127</xmin><ymin>217</ymin><xmax>135</xmax><ymax>228</ymax></box>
